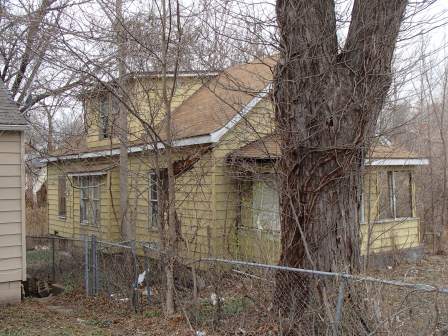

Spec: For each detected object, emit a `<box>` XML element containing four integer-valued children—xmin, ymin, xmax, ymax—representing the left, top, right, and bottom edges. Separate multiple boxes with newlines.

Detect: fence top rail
<box><xmin>97</xmin><ymin>240</ymin><xmax>133</xmax><ymax>249</ymax></box>
<box><xmin>195</xmin><ymin>257</ymin><xmax>448</xmax><ymax>294</ymax></box>
<box><xmin>27</xmin><ymin>235</ymin><xmax>84</xmax><ymax>242</ymax></box>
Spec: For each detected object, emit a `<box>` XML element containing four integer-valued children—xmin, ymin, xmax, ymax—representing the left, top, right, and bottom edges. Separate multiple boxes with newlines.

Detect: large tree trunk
<box><xmin>273</xmin><ymin>0</ymin><xmax>407</xmax><ymax>321</ymax></box>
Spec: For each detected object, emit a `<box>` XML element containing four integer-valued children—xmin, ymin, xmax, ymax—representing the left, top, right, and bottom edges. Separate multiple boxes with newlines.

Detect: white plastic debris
<box><xmin>137</xmin><ymin>270</ymin><xmax>146</xmax><ymax>286</ymax></box>
<box><xmin>210</xmin><ymin>293</ymin><xmax>224</xmax><ymax>306</ymax></box>
<box><xmin>196</xmin><ymin>331</ymin><xmax>206</xmax><ymax>336</ymax></box>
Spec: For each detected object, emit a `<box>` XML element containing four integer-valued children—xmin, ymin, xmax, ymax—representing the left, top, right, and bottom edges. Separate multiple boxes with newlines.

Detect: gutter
<box><xmin>365</xmin><ymin>158</ymin><xmax>430</xmax><ymax>166</ymax></box>
<box><xmin>0</xmin><ymin>124</ymin><xmax>28</xmax><ymax>131</ymax></box>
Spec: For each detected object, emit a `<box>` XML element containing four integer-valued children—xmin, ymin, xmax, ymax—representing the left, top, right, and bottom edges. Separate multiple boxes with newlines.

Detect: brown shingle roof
<box><xmin>160</xmin><ymin>57</ymin><xmax>275</xmax><ymax>139</ymax></box>
<box><xmin>228</xmin><ymin>135</ymin><xmax>425</xmax><ymax>162</ymax></box>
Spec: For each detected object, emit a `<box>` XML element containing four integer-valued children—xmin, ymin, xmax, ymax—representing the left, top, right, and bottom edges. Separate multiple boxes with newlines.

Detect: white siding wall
<box><xmin>0</xmin><ymin>130</ymin><xmax>25</xmax><ymax>304</ymax></box>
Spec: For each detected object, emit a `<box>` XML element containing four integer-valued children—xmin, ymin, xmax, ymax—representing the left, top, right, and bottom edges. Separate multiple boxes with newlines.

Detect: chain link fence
<box><xmin>25</xmin><ymin>235</ymin><xmax>448</xmax><ymax>335</ymax></box>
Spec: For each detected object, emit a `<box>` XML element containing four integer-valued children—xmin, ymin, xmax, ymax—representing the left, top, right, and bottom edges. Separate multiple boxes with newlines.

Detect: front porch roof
<box><xmin>227</xmin><ymin>135</ymin><xmax>429</xmax><ymax>166</ymax></box>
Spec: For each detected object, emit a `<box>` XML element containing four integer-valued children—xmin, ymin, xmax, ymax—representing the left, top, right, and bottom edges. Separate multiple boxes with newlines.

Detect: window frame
<box><xmin>98</xmin><ymin>95</ymin><xmax>110</xmax><ymax>140</ymax></box>
<box><xmin>374</xmin><ymin>170</ymin><xmax>414</xmax><ymax>222</ymax></box>
<box><xmin>251</xmin><ymin>176</ymin><xmax>280</xmax><ymax>232</ymax></box>
<box><xmin>79</xmin><ymin>175</ymin><xmax>101</xmax><ymax>226</ymax></box>
<box><xmin>58</xmin><ymin>175</ymin><xmax>67</xmax><ymax>219</ymax></box>
<box><xmin>149</xmin><ymin>171</ymin><xmax>159</xmax><ymax>228</ymax></box>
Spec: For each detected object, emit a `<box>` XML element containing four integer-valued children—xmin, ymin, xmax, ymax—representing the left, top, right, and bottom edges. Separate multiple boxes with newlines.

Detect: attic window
<box><xmin>98</xmin><ymin>96</ymin><xmax>110</xmax><ymax>140</ymax></box>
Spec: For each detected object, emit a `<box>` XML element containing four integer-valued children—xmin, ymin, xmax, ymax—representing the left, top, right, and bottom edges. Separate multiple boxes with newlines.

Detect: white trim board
<box><xmin>365</xmin><ymin>158</ymin><xmax>429</xmax><ymax>166</ymax></box>
<box><xmin>67</xmin><ymin>171</ymin><xmax>108</xmax><ymax>177</ymax></box>
<box><xmin>43</xmin><ymin>84</ymin><xmax>272</xmax><ymax>163</ymax></box>
<box><xmin>0</xmin><ymin>125</ymin><xmax>27</xmax><ymax>131</ymax></box>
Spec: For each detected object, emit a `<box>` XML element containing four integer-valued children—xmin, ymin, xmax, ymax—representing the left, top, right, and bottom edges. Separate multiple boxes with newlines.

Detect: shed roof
<box><xmin>0</xmin><ymin>80</ymin><xmax>27</xmax><ymax>128</ymax></box>
<box><xmin>228</xmin><ymin>135</ymin><xmax>428</xmax><ymax>166</ymax></box>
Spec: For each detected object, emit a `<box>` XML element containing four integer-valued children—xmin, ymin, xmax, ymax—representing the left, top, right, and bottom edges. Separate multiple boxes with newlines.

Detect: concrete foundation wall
<box><xmin>0</xmin><ymin>281</ymin><xmax>21</xmax><ymax>305</ymax></box>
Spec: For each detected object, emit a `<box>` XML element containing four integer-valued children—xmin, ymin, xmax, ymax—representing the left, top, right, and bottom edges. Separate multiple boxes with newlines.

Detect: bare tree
<box><xmin>273</xmin><ymin>0</ymin><xmax>407</xmax><ymax>322</ymax></box>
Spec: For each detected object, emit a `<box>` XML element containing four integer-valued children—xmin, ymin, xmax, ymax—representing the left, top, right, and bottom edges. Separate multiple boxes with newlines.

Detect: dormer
<box><xmin>81</xmin><ymin>72</ymin><xmax>218</xmax><ymax>149</ymax></box>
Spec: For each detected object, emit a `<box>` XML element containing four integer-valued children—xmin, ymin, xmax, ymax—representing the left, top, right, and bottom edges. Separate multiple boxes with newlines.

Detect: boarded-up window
<box><xmin>79</xmin><ymin>176</ymin><xmax>101</xmax><ymax>226</ymax></box>
<box><xmin>58</xmin><ymin>176</ymin><xmax>66</xmax><ymax>218</ymax></box>
<box><xmin>149</xmin><ymin>170</ymin><xmax>168</xmax><ymax>228</ymax></box>
<box><xmin>252</xmin><ymin>178</ymin><xmax>280</xmax><ymax>231</ymax></box>
<box><xmin>378</xmin><ymin>170</ymin><xmax>413</xmax><ymax>220</ymax></box>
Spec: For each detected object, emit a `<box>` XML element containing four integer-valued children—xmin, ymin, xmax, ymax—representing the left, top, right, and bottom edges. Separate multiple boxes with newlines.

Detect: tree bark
<box><xmin>273</xmin><ymin>0</ymin><xmax>407</xmax><ymax>320</ymax></box>
<box><xmin>115</xmin><ymin>0</ymin><xmax>132</xmax><ymax>241</ymax></box>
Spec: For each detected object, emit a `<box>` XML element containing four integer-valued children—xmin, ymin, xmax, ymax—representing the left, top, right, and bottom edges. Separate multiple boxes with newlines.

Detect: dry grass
<box><xmin>2</xmin><ymin>254</ymin><xmax>448</xmax><ymax>336</ymax></box>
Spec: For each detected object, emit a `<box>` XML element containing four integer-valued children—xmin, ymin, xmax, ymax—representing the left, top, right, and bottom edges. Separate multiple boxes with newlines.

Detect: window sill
<box><xmin>58</xmin><ymin>216</ymin><xmax>66</xmax><ymax>220</ymax></box>
<box><xmin>360</xmin><ymin>217</ymin><xmax>418</xmax><ymax>225</ymax></box>
<box><xmin>80</xmin><ymin>221</ymin><xmax>94</xmax><ymax>226</ymax></box>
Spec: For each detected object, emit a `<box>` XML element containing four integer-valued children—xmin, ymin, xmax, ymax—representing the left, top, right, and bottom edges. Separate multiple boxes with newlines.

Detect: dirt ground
<box><xmin>1</xmin><ymin>254</ymin><xmax>448</xmax><ymax>336</ymax></box>
<box><xmin>0</xmin><ymin>293</ymin><xmax>194</xmax><ymax>336</ymax></box>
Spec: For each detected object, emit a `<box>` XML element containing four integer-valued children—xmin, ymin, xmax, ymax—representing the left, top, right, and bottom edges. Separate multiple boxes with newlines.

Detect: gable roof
<box><xmin>159</xmin><ymin>58</ymin><xmax>275</xmax><ymax>140</ymax></box>
<box><xmin>0</xmin><ymin>80</ymin><xmax>27</xmax><ymax>129</ymax></box>
<box><xmin>228</xmin><ymin>135</ymin><xmax>429</xmax><ymax>166</ymax></box>
<box><xmin>45</xmin><ymin>58</ymin><xmax>275</xmax><ymax>161</ymax></box>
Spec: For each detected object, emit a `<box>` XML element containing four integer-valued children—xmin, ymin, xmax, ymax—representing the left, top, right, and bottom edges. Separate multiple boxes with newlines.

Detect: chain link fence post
<box><xmin>51</xmin><ymin>236</ymin><xmax>56</xmax><ymax>283</ymax></box>
<box><xmin>91</xmin><ymin>235</ymin><xmax>98</xmax><ymax>295</ymax></box>
<box><xmin>84</xmin><ymin>235</ymin><xmax>90</xmax><ymax>296</ymax></box>
<box><xmin>333</xmin><ymin>278</ymin><xmax>346</xmax><ymax>336</ymax></box>
<box><xmin>143</xmin><ymin>244</ymin><xmax>151</xmax><ymax>305</ymax></box>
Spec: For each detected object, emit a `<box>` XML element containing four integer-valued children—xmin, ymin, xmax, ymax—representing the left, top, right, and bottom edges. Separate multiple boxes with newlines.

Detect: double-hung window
<box><xmin>79</xmin><ymin>176</ymin><xmax>101</xmax><ymax>226</ymax></box>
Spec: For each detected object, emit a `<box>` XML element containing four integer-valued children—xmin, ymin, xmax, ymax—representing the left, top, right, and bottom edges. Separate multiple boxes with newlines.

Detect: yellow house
<box><xmin>44</xmin><ymin>59</ymin><xmax>428</xmax><ymax>263</ymax></box>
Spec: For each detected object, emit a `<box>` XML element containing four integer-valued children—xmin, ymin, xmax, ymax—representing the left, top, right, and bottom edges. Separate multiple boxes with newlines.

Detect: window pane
<box><xmin>99</xmin><ymin>96</ymin><xmax>109</xmax><ymax>139</ymax></box>
<box><xmin>79</xmin><ymin>176</ymin><xmax>101</xmax><ymax>225</ymax></box>
<box><xmin>58</xmin><ymin>176</ymin><xmax>66</xmax><ymax>217</ymax></box>
<box><xmin>378</xmin><ymin>172</ymin><xmax>393</xmax><ymax>220</ymax></box>
<box><xmin>395</xmin><ymin>171</ymin><xmax>413</xmax><ymax>218</ymax></box>
<box><xmin>149</xmin><ymin>172</ymin><xmax>158</xmax><ymax>227</ymax></box>
<box><xmin>252</xmin><ymin>179</ymin><xmax>280</xmax><ymax>231</ymax></box>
